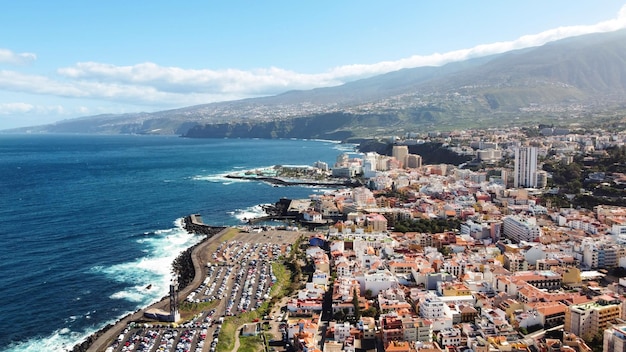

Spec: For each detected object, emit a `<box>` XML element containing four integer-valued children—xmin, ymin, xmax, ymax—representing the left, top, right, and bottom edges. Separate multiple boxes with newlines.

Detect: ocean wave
<box><xmin>110</xmin><ymin>288</ymin><xmax>145</xmax><ymax>303</ymax></box>
<box><xmin>191</xmin><ymin>174</ymin><xmax>227</xmax><ymax>182</ymax></box>
<box><xmin>2</xmin><ymin>326</ymin><xmax>96</xmax><ymax>352</ymax></box>
<box><xmin>332</xmin><ymin>143</ymin><xmax>358</xmax><ymax>152</ymax></box>
<box><xmin>231</xmin><ymin>204</ymin><xmax>270</xmax><ymax>222</ymax></box>
<box><xmin>90</xmin><ymin>218</ymin><xmax>202</xmax><ymax>306</ymax></box>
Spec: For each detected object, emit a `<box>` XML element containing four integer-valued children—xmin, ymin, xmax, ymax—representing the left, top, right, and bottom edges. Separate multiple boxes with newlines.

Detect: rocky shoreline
<box><xmin>174</xmin><ymin>215</ymin><xmax>224</xmax><ymax>288</ymax></box>
<box><xmin>225</xmin><ymin>173</ymin><xmax>362</xmax><ymax>187</ymax></box>
<box><xmin>71</xmin><ymin>215</ymin><xmax>225</xmax><ymax>352</ymax></box>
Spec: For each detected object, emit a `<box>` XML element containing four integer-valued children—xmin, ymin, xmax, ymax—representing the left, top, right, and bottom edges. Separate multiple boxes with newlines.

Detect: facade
<box><xmin>406</xmin><ymin>154</ymin><xmax>423</xmax><ymax>169</ymax></box>
<box><xmin>437</xmin><ymin>328</ymin><xmax>462</xmax><ymax>347</ymax></box>
<box><xmin>419</xmin><ymin>294</ymin><xmax>445</xmax><ymax>320</ymax></box>
<box><xmin>392</xmin><ymin>145</ymin><xmax>409</xmax><ymax>168</ymax></box>
<box><xmin>514</xmin><ymin>146</ymin><xmax>538</xmax><ymax>188</ymax></box>
<box><xmin>604</xmin><ymin>324</ymin><xmax>626</xmax><ymax>352</ymax></box>
<box><xmin>512</xmin><ymin>270</ymin><xmax>562</xmax><ymax>291</ymax></box>
<box><xmin>504</xmin><ymin>252</ymin><xmax>529</xmax><ymax>272</ymax></box>
<box><xmin>565</xmin><ymin>299</ymin><xmax>622</xmax><ymax>338</ymax></box>
<box><xmin>583</xmin><ymin>241</ymin><xmax>623</xmax><ymax>269</ymax></box>
<box><xmin>502</xmin><ymin>215</ymin><xmax>542</xmax><ymax>243</ymax></box>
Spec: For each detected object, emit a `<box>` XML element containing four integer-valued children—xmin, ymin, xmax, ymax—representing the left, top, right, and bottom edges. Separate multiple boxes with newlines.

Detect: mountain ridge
<box><xmin>8</xmin><ymin>29</ymin><xmax>626</xmax><ymax>138</ymax></box>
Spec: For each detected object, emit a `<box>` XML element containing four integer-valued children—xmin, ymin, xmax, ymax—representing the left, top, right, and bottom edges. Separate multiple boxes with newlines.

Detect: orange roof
<box><xmin>534</xmin><ymin>302</ymin><xmax>567</xmax><ymax>316</ymax></box>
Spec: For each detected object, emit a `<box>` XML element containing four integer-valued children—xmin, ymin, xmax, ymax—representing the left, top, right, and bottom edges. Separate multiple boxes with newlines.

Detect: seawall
<box><xmin>74</xmin><ymin>216</ymin><xmax>226</xmax><ymax>352</ymax></box>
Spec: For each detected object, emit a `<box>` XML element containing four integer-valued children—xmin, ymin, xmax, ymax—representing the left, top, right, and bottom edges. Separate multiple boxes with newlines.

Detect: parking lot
<box><xmin>102</xmin><ymin>228</ymin><xmax>303</xmax><ymax>352</ymax></box>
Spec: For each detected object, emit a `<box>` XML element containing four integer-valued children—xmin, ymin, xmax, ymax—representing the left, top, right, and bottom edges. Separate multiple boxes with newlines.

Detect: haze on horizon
<box><xmin>1</xmin><ymin>1</ymin><xmax>626</xmax><ymax>130</ymax></box>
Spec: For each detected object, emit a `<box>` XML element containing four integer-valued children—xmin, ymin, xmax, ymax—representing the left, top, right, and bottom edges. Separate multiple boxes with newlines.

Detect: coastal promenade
<box><xmin>84</xmin><ymin>226</ymin><xmax>229</xmax><ymax>352</ymax></box>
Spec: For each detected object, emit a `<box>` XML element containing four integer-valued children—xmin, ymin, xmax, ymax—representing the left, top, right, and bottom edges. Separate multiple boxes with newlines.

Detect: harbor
<box><xmin>224</xmin><ymin>165</ymin><xmax>362</xmax><ymax>188</ymax></box>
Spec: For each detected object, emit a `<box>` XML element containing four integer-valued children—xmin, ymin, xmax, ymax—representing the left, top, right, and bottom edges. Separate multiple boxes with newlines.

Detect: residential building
<box><xmin>437</xmin><ymin>328</ymin><xmax>462</xmax><ymax>347</ymax></box>
<box><xmin>504</xmin><ymin>252</ymin><xmax>529</xmax><ymax>272</ymax></box>
<box><xmin>514</xmin><ymin>146</ymin><xmax>538</xmax><ymax>188</ymax></box>
<box><xmin>565</xmin><ymin>298</ymin><xmax>622</xmax><ymax>338</ymax></box>
<box><xmin>392</xmin><ymin>145</ymin><xmax>409</xmax><ymax>168</ymax></box>
<box><xmin>604</xmin><ymin>324</ymin><xmax>626</xmax><ymax>352</ymax></box>
<box><xmin>502</xmin><ymin>215</ymin><xmax>542</xmax><ymax>242</ymax></box>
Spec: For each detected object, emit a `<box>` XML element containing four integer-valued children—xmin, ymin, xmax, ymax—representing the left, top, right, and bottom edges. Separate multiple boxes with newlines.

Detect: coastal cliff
<box><xmin>182</xmin><ymin>112</ymin><xmax>394</xmax><ymax>141</ymax></box>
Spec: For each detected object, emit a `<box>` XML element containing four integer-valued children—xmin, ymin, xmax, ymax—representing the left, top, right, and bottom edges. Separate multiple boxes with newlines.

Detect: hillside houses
<box><xmin>281</xmin><ymin>128</ymin><xmax>626</xmax><ymax>352</ymax></box>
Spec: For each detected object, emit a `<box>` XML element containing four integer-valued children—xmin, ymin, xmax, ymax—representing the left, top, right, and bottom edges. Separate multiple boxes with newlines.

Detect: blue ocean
<box><xmin>0</xmin><ymin>134</ymin><xmax>353</xmax><ymax>351</ymax></box>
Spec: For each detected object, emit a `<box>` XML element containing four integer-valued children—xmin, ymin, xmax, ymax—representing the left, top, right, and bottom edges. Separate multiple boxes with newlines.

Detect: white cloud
<box><xmin>327</xmin><ymin>5</ymin><xmax>626</xmax><ymax>80</ymax></box>
<box><xmin>0</xmin><ymin>69</ymin><xmax>245</xmax><ymax>108</ymax></box>
<box><xmin>2</xmin><ymin>5</ymin><xmax>626</xmax><ymax>112</ymax></box>
<box><xmin>0</xmin><ymin>49</ymin><xmax>36</xmax><ymax>65</ymax></box>
<box><xmin>57</xmin><ymin>62</ymin><xmax>342</xmax><ymax>95</ymax></box>
<box><xmin>0</xmin><ymin>102</ymin><xmax>35</xmax><ymax>115</ymax></box>
<box><xmin>0</xmin><ymin>102</ymin><xmax>73</xmax><ymax>116</ymax></box>
<box><xmin>53</xmin><ymin>6</ymin><xmax>626</xmax><ymax>101</ymax></box>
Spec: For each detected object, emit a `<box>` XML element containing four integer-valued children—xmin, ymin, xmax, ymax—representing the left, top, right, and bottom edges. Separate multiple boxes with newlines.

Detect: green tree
<box><xmin>362</xmin><ymin>307</ymin><xmax>378</xmax><ymax>318</ymax></box>
<box><xmin>352</xmin><ymin>289</ymin><xmax>361</xmax><ymax>321</ymax></box>
<box><xmin>333</xmin><ymin>310</ymin><xmax>346</xmax><ymax>322</ymax></box>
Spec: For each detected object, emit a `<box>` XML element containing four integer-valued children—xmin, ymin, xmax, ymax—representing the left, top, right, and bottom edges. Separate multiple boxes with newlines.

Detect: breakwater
<box><xmin>72</xmin><ymin>216</ymin><xmax>225</xmax><ymax>352</ymax></box>
<box><xmin>225</xmin><ymin>174</ymin><xmax>362</xmax><ymax>187</ymax></box>
<box><xmin>182</xmin><ymin>214</ymin><xmax>226</xmax><ymax>235</ymax></box>
<box><xmin>179</xmin><ymin>215</ymin><xmax>225</xmax><ymax>288</ymax></box>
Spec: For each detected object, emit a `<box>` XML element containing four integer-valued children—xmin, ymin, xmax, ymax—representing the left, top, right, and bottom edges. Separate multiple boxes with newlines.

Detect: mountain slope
<box><xmin>10</xmin><ymin>29</ymin><xmax>626</xmax><ymax>137</ymax></box>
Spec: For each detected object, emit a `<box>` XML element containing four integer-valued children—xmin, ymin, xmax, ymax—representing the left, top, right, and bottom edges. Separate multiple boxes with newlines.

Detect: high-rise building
<box><xmin>514</xmin><ymin>146</ymin><xmax>538</xmax><ymax>188</ymax></box>
<box><xmin>392</xmin><ymin>145</ymin><xmax>409</xmax><ymax>168</ymax></box>
<box><xmin>406</xmin><ymin>154</ymin><xmax>422</xmax><ymax>169</ymax></box>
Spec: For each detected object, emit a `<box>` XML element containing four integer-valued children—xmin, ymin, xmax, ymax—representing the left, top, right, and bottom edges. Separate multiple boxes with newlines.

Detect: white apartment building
<box><xmin>582</xmin><ymin>240</ymin><xmax>623</xmax><ymax>269</ymax></box>
<box><xmin>437</xmin><ymin>328</ymin><xmax>462</xmax><ymax>347</ymax></box>
<box><xmin>514</xmin><ymin>146</ymin><xmax>538</xmax><ymax>188</ymax></box>
<box><xmin>604</xmin><ymin>324</ymin><xmax>626</xmax><ymax>352</ymax></box>
<box><xmin>401</xmin><ymin>317</ymin><xmax>432</xmax><ymax>342</ymax></box>
<box><xmin>419</xmin><ymin>293</ymin><xmax>445</xmax><ymax>320</ymax></box>
<box><xmin>502</xmin><ymin>215</ymin><xmax>542</xmax><ymax>242</ymax></box>
<box><xmin>355</xmin><ymin>268</ymin><xmax>399</xmax><ymax>296</ymax></box>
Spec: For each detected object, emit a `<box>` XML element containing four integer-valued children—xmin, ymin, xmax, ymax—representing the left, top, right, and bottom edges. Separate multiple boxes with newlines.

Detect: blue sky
<box><xmin>1</xmin><ymin>1</ymin><xmax>626</xmax><ymax>130</ymax></box>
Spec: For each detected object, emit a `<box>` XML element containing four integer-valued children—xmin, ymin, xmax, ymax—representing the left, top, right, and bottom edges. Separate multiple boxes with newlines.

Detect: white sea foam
<box><xmin>312</xmin><ymin>188</ymin><xmax>335</xmax><ymax>193</ymax></box>
<box><xmin>191</xmin><ymin>173</ymin><xmax>231</xmax><ymax>183</ymax></box>
<box><xmin>332</xmin><ymin>143</ymin><xmax>358</xmax><ymax>152</ymax></box>
<box><xmin>110</xmin><ymin>288</ymin><xmax>145</xmax><ymax>302</ymax></box>
<box><xmin>95</xmin><ymin>220</ymin><xmax>202</xmax><ymax>306</ymax></box>
<box><xmin>2</xmin><ymin>326</ymin><xmax>96</xmax><ymax>352</ymax></box>
<box><xmin>232</xmin><ymin>204</ymin><xmax>269</xmax><ymax>222</ymax></box>
<box><xmin>34</xmin><ymin>218</ymin><xmax>204</xmax><ymax>351</ymax></box>
<box><xmin>89</xmin><ymin>217</ymin><xmax>203</xmax><ymax>312</ymax></box>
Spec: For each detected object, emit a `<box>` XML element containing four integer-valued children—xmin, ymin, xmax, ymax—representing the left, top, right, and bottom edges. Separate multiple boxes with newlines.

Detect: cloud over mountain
<box><xmin>16</xmin><ymin>5</ymin><xmax>626</xmax><ymax>106</ymax></box>
<box><xmin>1</xmin><ymin>4</ymin><xmax>626</xmax><ymax>130</ymax></box>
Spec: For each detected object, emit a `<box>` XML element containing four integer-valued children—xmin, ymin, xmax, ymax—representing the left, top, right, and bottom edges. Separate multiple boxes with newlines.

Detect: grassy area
<box><xmin>178</xmin><ymin>300</ymin><xmax>219</xmax><ymax>321</ymax></box>
<box><xmin>237</xmin><ymin>333</ymin><xmax>266</xmax><ymax>352</ymax></box>
<box><xmin>219</xmin><ymin>227</ymin><xmax>241</xmax><ymax>242</ymax></box>
<box><xmin>270</xmin><ymin>262</ymin><xmax>291</xmax><ymax>297</ymax></box>
<box><xmin>216</xmin><ymin>311</ymin><xmax>259</xmax><ymax>352</ymax></box>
